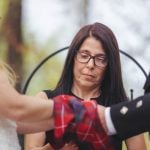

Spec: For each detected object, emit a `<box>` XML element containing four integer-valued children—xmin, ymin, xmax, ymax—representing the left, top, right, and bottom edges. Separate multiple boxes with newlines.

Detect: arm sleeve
<box><xmin>110</xmin><ymin>94</ymin><xmax>150</xmax><ymax>139</ymax></box>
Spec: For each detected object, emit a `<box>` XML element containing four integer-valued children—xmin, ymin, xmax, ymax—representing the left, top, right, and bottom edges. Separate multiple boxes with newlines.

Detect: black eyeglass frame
<box><xmin>76</xmin><ymin>51</ymin><xmax>108</xmax><ymax>68</ymax></box>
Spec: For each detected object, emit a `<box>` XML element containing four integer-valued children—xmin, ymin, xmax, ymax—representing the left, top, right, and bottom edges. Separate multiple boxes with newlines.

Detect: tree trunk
<box><xmin>3</xmin><ymin>0</ymin><xmax>23</xmax><ymax>92</ymax></box>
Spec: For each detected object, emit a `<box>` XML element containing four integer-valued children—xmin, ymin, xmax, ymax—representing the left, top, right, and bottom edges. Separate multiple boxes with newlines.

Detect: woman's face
<box><xmin>73</xmin><ymin>36</ymin><xmax>107</xmax><ymax>90</ymax></box>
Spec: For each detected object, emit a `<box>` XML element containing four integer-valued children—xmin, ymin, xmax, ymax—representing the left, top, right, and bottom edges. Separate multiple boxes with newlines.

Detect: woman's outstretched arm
<box><xmin>0</xmin><ymin>70</ymin><xmax>54</xmax><ymax>123</ymax></box>
<box><xmin>17</xmin><ymin>119</ymin><xmax>54</xmax><ymax>134</ymax></box>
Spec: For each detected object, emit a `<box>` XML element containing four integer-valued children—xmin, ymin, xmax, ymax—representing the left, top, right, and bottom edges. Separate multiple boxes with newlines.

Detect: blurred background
<box><xmin>0</xmin><ymin>0</ymin><xmax>149</xmax><ymax>149</ymax></box>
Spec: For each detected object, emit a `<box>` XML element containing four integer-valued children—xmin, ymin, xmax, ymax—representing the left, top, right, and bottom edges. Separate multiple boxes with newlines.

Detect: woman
<box><xmin>0</xmin><ymin>61</ymin><xmax>21</xmax><ymax>150</ymax></box>
<box><xmin>0</xmin><ymin>60</ymin><xmax>148</xmax><ymax>150</ymax></box>
<box><xmin>25</xmin><ymin>23</ymin><xmax>146</xmax><ymax>150</ymax></box>
<box><xmin>0</xmin><ymin>61</ymin><xmax>55</xmax><ymax>150</ymax></box>
<box><xmin>0</xmin><ymin>63</ymin><xmax>112</xmax><ymax>150</ymax></box>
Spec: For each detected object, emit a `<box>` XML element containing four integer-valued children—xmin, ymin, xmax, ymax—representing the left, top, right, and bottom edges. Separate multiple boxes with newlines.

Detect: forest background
<box><xmin>0</xmin><ymin>0</ymin><xmax>149</xmax><ymax>149</ymax></box>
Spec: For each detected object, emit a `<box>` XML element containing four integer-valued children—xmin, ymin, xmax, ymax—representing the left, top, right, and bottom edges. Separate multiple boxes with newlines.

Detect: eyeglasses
<box><xmin>76</xmin><ymin>51</ymin><xmax>108</xmax><ymax>68</ymax></box>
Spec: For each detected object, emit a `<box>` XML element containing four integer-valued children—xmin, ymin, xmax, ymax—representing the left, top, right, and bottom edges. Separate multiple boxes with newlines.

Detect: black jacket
<box><xmin>110</xmin><ymin>93</ymin><xmax>150</xmax><ymax>139</ymax></box>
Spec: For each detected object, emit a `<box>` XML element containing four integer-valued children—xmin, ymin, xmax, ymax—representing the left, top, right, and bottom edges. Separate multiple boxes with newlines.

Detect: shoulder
<box><xmin>36</xmin><ymin>89</ymin><xmax>58</xmax><ymax>99</ymax></box>
<box><xmin>42</xmin><ymin>89</ymin><xmax>59</xmax><ymax>98</ymax></box>
<box><xmin>42</xmin><ymin>88</ymin><xmax>68</xmax><ymax>98</ymax></box>
<box><xmin>35</xmin><ymin>91</ymin><xmax>48</xmax><ymax>99</ymax></box>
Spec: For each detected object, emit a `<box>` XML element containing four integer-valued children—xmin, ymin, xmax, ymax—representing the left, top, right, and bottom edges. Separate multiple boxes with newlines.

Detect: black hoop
<box><xmin>22</xmin><ymin>47</ymin><xmax>147</xmax><ymax>94</ymax></box>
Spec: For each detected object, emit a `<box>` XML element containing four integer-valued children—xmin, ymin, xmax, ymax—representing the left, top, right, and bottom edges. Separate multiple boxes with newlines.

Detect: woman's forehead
<box><xmin>79</xmin><ymin>37</ymin><xmax>106</xmax><ymax>55</ymax></box>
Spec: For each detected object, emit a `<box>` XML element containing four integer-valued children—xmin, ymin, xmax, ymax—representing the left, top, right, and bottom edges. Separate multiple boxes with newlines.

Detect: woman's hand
<box><xmin>60</xmin><ymin>142</ymin><xmax>78</xmax><ymax>150</ymax></box>
<box><xmin>40</xmin><ymin>144</ymin><xmax>53</xmax><ymax>150</ymax></box>
<box><xmin>29</xmin><ymin>142</ymin><xmax>78</xmax><ymax>150</ymax></box>
<box><xmin>29</xmin><ymin>143</ymin><xmax>54</xmax><ymax>150</ymax></box>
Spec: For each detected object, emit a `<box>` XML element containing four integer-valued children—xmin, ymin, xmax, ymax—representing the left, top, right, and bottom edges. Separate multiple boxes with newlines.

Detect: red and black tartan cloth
<box><xmin>47</xmin><ymin>95</ymin><xmax>114</xmax><ymax>150</ymax></box>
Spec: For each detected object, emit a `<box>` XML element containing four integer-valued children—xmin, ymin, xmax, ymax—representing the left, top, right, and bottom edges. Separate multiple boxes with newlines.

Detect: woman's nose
<box><xmin>86</xmin><ymin>58</ymin><xmax>95</xmax><ymax>68</ymax></box>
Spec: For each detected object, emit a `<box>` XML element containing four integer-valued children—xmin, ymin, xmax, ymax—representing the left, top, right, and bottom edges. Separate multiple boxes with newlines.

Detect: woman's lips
<box><xmin>83</xmin><ymin>74</ymin><xmax>95</xmax><ymax>80</ymax></box>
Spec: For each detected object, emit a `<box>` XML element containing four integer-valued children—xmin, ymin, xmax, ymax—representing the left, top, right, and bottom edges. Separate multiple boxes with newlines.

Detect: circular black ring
<box><xmin>22</xmin><ymin>47</ymin><xmax>147</xmax><ymax>94</ymax></box>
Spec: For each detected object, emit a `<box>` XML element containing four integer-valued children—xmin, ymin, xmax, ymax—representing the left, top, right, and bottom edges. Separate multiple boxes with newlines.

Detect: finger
<box><xmin>42</xmin><ymin>143</ymin><xmax>54</xmax><ymax>150</ymax></box>
<box><xmin>66</xmin><ymin>143</ymin><xmax>79</xmax><ymax>150</ymax></box>
<box><xmin>71</xmin><ymin>145</ymin><xmax>79</xmax><ymax>150</ymax></box>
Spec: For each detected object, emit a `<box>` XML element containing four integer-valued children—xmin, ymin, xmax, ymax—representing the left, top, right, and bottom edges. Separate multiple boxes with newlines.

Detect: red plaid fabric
<box><xmin>47</xmin><ymin>95</ymin><xmax>114</xmax><ymax>150</ymax></box>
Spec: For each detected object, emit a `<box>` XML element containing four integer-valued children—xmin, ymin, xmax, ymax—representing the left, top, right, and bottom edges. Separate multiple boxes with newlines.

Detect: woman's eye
<box><xmin>96</xmin><ymin>57</ymin><xmax>106</xmax><ymax>62</ymax></box>
<box><xmin>97</xmin><ymin>57</ymin><xmax>103</xmax><ymax>60</ymax></box>
<box><xmin>81</xmin><ymin>54</ymin><xmax>89</xmax><ymax>58</ymax></box>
